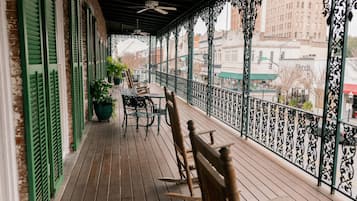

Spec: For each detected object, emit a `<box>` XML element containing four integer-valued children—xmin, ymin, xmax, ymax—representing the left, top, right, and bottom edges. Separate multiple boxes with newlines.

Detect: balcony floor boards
<box><xmin>59</xmin><ymin>84</ymin><xmax>341</xmax><ymax>201</ymax></box>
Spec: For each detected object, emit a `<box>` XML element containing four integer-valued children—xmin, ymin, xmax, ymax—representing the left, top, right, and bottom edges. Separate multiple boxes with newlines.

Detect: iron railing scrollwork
<box><xmin>319</xmin><ymin>0</ymin><xmax>357</xmax><ymax>198</ymax></box>
<box><xmin>155</xmin><ymin>71</ymin><xmax>357</xmax><ymax>200</ymax></box>
<box><xmin>152</xmin><ymin>0</ymin><xmax>357</xmax><ymax>199</ymax></box>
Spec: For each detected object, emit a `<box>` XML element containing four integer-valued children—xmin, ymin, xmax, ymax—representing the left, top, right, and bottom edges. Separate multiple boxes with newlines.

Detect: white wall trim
<box><xmin>56</xmin><ymin>0</ymin><xmax>70</xmax><ymax>157</ymax></box>
<box><xmin>0</xmin><ymin>1</ymin><xmax>20</xmax><ymax>201</ymax></box>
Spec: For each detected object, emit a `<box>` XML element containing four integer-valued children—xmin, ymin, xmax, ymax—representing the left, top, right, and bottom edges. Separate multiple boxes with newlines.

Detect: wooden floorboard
<box><xmin>60</xmin><ymin>84</ymin><xmax>342</xmax><ymax>201</ymax></box>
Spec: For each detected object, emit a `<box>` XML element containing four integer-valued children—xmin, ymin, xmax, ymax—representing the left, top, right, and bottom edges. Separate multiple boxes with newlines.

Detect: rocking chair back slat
<box><xmin>164</xmin><ymin>87</ymin><xmax>194</xmax><ymax>196</ymax></box>
<box><xmin>188</xmin><ymin>120</ymin><xmax>240</xmax><ymax>201</ymax></box>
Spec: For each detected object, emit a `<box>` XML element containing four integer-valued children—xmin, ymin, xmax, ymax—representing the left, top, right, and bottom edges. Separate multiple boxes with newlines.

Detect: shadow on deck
<box><xmin>58</xmin><ymin>84</ymin><xmax>342</xmax><ymax>201</ymax></box>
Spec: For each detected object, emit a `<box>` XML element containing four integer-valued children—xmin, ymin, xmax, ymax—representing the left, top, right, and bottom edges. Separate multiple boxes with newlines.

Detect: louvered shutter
<box><xmin>86</xmin><ymin>8</ymin><xmax>94</xmax><ymax>120</ymax></box>
<box><xmin>18</xmin><ymin>0</ymin><xmax>50</xmax><ymax>200</ymax></box>
<box><xmin>70</xmin><ymin>0</ymin><xmax>84</xmax><ymax>150</ymax></box>
<box><xmin>78</xmin><ymin>4</ymin><xmax>84</xmax><ymax>131</ymax></box>
<box><xmin>43</xmin><ymin>0</ymin><xmax>63</xmax><ymax>194</ymax></box>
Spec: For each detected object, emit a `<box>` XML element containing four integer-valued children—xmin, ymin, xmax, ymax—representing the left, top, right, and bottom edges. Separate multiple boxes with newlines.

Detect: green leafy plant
<box><xmin>302</xmin><ymin>101</ymin><xmax>313</xmax><ymax>111</ymax></box>
<box><xmin>106</xmin><ymin>56</ymin><xmax>126</xmax><ymax>79</ymax></box>
<box><xmin>288</xmin><ymin>98</ymin><xmax>298</xmax><ymax>107</ymax></box>
<box><xmin>114</xmin><ymin>62</ymin><xmax>126</xmax><ymax>79</ymax></box>
<box><xmin>90</xmin><ymin>79</ymin><xmax>114</xmax><ymax>104</ymax></box>
<box><xmin>106</xmin><ymin>56</ymin><xmax>117</xmax><ymax>78</ymax></box>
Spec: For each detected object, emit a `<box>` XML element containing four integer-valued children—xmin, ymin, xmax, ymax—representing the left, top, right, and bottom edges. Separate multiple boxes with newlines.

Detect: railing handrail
<box><xmin>154</xmin><ymin>70</ymin><xmax>357</xmax><ymax>201</ymax></box>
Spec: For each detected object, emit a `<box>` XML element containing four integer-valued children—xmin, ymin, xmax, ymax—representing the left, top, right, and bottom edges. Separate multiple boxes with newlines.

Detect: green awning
<box><xmin>218</xmin><ymin>72</ymin><xmax>278</xmax><ymax>80</ymax></box>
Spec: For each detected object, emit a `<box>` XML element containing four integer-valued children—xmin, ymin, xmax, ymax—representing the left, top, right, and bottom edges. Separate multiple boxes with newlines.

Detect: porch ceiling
<box><xmin>100</xmin><ymin>0</ymin><xmax>200</xmax><ymax>35</ymax></box>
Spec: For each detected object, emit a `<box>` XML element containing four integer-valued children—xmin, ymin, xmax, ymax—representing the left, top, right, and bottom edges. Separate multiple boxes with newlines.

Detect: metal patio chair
<box><xmin>121</xmin><ymin>94</ymin><xmax>155</xmax><ymax>137</ymax></box>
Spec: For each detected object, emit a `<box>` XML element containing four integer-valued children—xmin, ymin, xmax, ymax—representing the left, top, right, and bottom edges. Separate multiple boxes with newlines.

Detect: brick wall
<box><xmin>62</xmin><ymin>0</ymin><xmax>107</xmax><ymax>149</ymax></box>
<box><xmin>85</xmin><ymin>0</ymin><xmax>107</xmax><ymax>41</ymax></box>
<box><xmin>81</xmin><ymin>3</ymin><xmax>88</xmax><ymax>121</ymax></box>
<box><xmin>6</xmin><ymin>0</ymin><xmax>107</xmax><ymax>199</ymax></box>
<box><xmin>62</xmin><ymin>0</ymin><xmax>74</xmax><ymax>149</ymax></box>
<box><xmin>6</xmin><ymin>0</ymin><xmax>28</xmax><ymax>200</ymax></box>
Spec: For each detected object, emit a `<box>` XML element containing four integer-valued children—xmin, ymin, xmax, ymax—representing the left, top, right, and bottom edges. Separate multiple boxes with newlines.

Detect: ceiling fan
<box><xmin>135</xmin><ymin>1</ymin><xmax>177</xmax><ymax>15</ymax></box>
<box><xmin>131</xmin><ymin>19</ymin><xmax>149</xmax><ymax>36</ymax></box>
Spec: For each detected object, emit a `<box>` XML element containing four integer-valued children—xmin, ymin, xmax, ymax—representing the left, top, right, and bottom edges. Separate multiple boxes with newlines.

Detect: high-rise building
<box><xmin>264</xmin><ymin>0</ymin><xmax>327</xmax><ymax>42</ymax></box>
<box><xmin>230</xmin><ymin>1</ymin><xmax>327</xmax><ymax>42</ymax></box>
<box><xmin>231</xmin><ymin>6</ymin><xmax>262</xmax><ymax>32</ymax></box>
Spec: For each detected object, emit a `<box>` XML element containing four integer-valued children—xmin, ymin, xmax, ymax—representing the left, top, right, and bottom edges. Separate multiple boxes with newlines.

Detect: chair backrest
<box><xmin>187</xmin><ymin>120</ymin><xmax>240</xmax><ymax>201</ymax></box>
<box><xmin>121</xmin><ymin>94</ymin><xmax>136</xmax><ymax>114</ymax></box>
<box><xmin>164</xmin><ymin>87</ymin><xmax>186</xmax><ymax>155</ymax></box>
<box><xmin>121</xmin><ymin>94</ymin><xmax>150</xmax><ymax>113</ymax></box>
<box><xmin>125</xmin><ymin>70</ymin><xmax>134</xmax><ymax>88</ymax></box>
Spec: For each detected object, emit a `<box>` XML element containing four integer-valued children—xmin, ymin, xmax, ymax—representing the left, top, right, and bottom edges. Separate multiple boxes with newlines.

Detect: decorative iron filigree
<box><xmin>286</xmin><ymin>108</ymin><xmax>296</xmax><ymax>161</ymax></box>
<box><xmin>295</xmin><ymin>112</ymin><xmax>306</xmax><ymax>168</ymax></box>
<box><xmin>306</xmin><ymin>115</ymin><xmax>319</xmax><ymax>175</ymax></box>
<box><xmin>269</xmin><ymin>104</ymin><xmax>277</xmax><ymax>150</ymax></box>
<box><xmin>255</xmin><ymin>99</ymin><xmax>261</xmax><ymax>141</ymax></box>
<box><xmin>337</xmin><ymin>123</ymin><xmax>357</xmax><ymax>197</ymax></box>
<box><xmin>277</xmin><ymin>106</ymin><xmax>286</xmax><ymax>155</ymax></box>
<box><xmin>237</xmin><ymin>94</ymin><xmax>242</xmax><ymax>131</ymax></box>
<box><xmin>249</xmin><ymin>97</ymin><xmax>255</xmax><ymax>138</ymax></box>
<box><xmin>323</xmin><ymin>0</ymin><xmax>357</xmax><ymax>23</ymax></box>
<box><xmin>261</xmin><ymin>101</ymin><xmax>269</xmax><ymax>145</ymax></box>
<box><xmin>320</xmin><ymin>0</ymin><xmax>351</xmax><ymax>186</ymax></box>
<box><xmin>233</xmin><ymin>0</ymin><xmax>262</xmax><ymax>137</ymax></box>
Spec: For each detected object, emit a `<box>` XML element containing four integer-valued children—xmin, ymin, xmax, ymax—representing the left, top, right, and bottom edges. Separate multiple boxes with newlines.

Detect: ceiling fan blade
<box><xmin>154</xmin><ymin>7</ymin><xmax>168</xmax><ymax>15</ymax></box>
<box><xmin>157</xmin><ymin>6</ymin><xmax>177</xmax><ymax>11</ymax></box>
<box><xmin>128</xmin><ymin>6</ymin><xmax>146</xmax><ymax>8</ymax></box>
<box><xmin>137</xmin><ymin>8</ymin><xmax>150</xmax><ymax>13</ymax></box>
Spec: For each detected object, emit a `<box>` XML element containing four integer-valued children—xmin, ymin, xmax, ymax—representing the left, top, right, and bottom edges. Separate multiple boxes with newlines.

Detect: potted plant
<box><xmin>91</xmin><ymin>79</ymin><xmax>114</xmax><ymax>121</ymax></box>
<box><xmin>113</xmin><ymin>62</ymin><xmax>126</xmax><ymax>85</ymax></box>
<box><xmin>106</xmin><ymin>56</ymin><xmax>116</xmax><ymax>83</ymax></box>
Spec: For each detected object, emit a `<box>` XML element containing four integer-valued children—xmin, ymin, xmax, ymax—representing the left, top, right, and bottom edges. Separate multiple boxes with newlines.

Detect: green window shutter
<box><xmin>43</xmin><ymin>0</ymin><xmax>63</xmax><ymax>195</ymax></box>
<box><xmin>77</xmin><ymin>0</ymin><xmax>84</xmax><ymax>136</ymax></box>
<box><xmin>86</xmin><ymin>8</ymin><xmax>93</xmax><ymax>120</ymax></box>
<box><xmin>18</xmin><ymin>0</ymin><xmax>50</xmax><ymax>200</ymax></box>
<box><xmin>70</xmin><ymin>0</ymin><xmax>84</xmax><ymax>150</ymax></box>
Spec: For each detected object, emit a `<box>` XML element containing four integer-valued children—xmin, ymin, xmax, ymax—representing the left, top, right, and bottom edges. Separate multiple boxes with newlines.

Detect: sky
<box><xmin>193</xmin><ymin>3</ymin><xmax>357</xmax><ymax>37</ymax></box>
<box><xmin>349</xmin><ymin>10</ymin><xmax>357</xmax><ymax>36</ymax></box>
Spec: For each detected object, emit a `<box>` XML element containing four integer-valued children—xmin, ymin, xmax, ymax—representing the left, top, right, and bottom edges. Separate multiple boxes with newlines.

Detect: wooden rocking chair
<box><xmin>125</xmin><ymin>70</ymin><xmax>149</xmax><ymax>94</ymax></box>
<box><xmin>160</xmin><ymin>87</ymin><xmax>215</xmax><ymax>200</ymax></box>
<box><xmin>187</xmin><ymin>120</ymin><xmax>239</xmax><ymax>201</ymax></box>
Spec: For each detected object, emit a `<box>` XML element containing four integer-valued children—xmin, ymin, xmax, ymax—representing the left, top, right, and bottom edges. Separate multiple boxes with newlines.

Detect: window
<box><xmin>224</xmin><ymin>50</ymin><xmax>230</xmax><ymax>62</ymax></box>
<box><xmin>232</xmin><ymin>50</ymin><xmax>238</xmax><ymax>62</ymax></box>
<box><xmin>297</xmin><ymin>1</ymin><xmax>300</xmax><ymax>8</ymax></box>
<box><xmin>270</xmin><ymin>51</ymin><xmax>274</xmax><ymax>63</ymax></box>
<box><xmin>301</xmin><ymin>2</ymin><xmax>304</xmax><ymax>8</ymax></box>
<box><xmin>252</xmin><ymin>50</ymin><xmax>255</xmax><ymax>62</ymax></box>
<box><xmin>258</xmin><ymin>50</ymin><xmax>263</xmax><ymax>64</ymax></box>
<box><xmin>280</xmin><ymin>51</ymin><xmax>285</xmax><ymax>60</ymax></box>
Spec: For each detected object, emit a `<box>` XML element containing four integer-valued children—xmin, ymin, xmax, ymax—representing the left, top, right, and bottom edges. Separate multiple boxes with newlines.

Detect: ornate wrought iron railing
<box><xmin>155</xmin><ymin>71</ymin><xmax>357</xmax><ymax>200</ymax></box>
<box><xmin>334</xmin><ymin>121</ymin><xmax>357</xmax><ymax>200</ymax></box>
<box><xmin>176</xmin><ymin>76</ymin><xmax>187</xmax><ymax>100</ymax></box>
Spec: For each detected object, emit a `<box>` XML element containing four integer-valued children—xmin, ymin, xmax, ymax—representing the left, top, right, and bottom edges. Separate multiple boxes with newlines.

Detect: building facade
<box><xmin>2</xmin><ymin>0</ymin><xmax>108</xmax><ymax>200</ymax></box>
<box><xmin>265</xmin><ymin>0</ymin><xmax>327</xmax><ymax>41</ymax></box>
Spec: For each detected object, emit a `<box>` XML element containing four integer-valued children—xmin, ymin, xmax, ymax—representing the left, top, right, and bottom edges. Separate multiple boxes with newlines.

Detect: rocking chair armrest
<box><xmin>210</xmin><ymin>142</ymin><xmax>234</xmax><ymax>150</ymax></box>
<box><xmin>195</xmin><ymin>129</ymin><xmax>216</xmax><ymax>136</ymax></box>
<box><xmin>165</xmin><ymin>192</ymin><xmax>201</xmax><ymax>201</ymax></box>
<box><xmin>196</xmin><ymin>129</ymin><xmax>216</xmax><ymax>144</ymax></box>
<box><xmin>184</xmin><ymin>130</ymin><xmax>216</xmax><ymax>144</ymax></box>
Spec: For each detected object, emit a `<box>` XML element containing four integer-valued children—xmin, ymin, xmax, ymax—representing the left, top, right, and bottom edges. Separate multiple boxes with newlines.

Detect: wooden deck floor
<box><xmin>59</xmin><ymin>84</ymin><xmax>341</xmax><ymax>201</ymax></box>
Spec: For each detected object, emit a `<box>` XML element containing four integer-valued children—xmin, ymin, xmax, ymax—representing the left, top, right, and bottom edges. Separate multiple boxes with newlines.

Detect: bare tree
<box><xmin>351</xmin><ymin>48</ymin><xmax>357</xmax><ymax>57</ymax></box>
<box><xmin>121</xmin><ymin>53</ymin><xmax>146</xmax><ymax>70</ymax></box>
<box><xmin>312</xmin><ymin>68</ymin><xmax>326</xmax><ymax>110</ymax></box>
<box><xmin>275</xmin><ymin>66</ymin><xmax>303</xmax><ymax>102</ymax></box>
